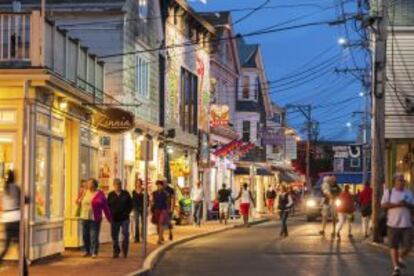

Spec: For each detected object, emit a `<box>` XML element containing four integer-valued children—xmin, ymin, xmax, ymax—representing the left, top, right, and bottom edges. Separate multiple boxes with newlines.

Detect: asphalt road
<box><xmin>153</xmin><ymin>217</ymin><xmax>414</xmax><ymax>276</ymax></box>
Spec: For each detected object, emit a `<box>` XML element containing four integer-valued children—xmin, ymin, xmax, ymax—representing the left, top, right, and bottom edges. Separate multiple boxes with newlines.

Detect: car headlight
<box><xmin>306</xmin><ymin>199</ymin><xmax>316</xmax><ymax>207</ymax></box>
<box><xmin>335</xmin><ymin>199</ymin><xmax>341</xmax><ymax>207</ymax></box>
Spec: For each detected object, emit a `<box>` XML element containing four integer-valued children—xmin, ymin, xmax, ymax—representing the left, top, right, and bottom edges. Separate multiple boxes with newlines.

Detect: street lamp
<box><xmin>338</xmin><ymin>37</ymin><xmax>347</xmax><ymax>46</ymax></box>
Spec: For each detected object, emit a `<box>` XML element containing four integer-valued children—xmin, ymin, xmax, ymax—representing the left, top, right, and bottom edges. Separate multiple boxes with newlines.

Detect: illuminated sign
<box><xmin>94</xmin><ymin>108</ymin><xmax>134</xmax><ymax>134</ymax></box>
<box><xmin>210</xmin><ymin>104</ymin><xmax>229</xmax><ymax>127</ymax></box>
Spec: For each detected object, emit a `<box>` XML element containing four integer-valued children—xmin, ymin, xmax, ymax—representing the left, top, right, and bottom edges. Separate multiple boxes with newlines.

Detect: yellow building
<box><xmin>0</xmin><ymin>11</ymin><xmax>125</xmax><ymax>260</ymax></box>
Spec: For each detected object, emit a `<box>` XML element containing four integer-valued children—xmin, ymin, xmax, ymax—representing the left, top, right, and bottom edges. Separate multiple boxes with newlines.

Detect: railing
<box><xmin>0</xmin><ymin>11</ymin><xmax>104</xmax><ymax>102</ymax></box>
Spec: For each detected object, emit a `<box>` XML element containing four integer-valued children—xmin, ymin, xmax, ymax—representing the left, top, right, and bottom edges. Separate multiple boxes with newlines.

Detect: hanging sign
<box><xmin>94</xmin><ymin>108</ymin><xmax>135</xmax><ymax>134</ymax></box>
<box><xmin>210</xmin><ymin>104</ymin><xmax>229</xmax><ymax>127</ymax></box>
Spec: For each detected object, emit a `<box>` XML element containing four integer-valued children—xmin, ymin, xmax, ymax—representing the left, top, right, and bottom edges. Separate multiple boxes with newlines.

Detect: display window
<box><xmin>34</xmin><ymin>108</ymin><xmax>65</xmax><ymax>220</ymax></box>
<box><xmin>0</xmin><ymin>133</ymin><xmax>15</xmax><ymax>192</ymax></box>
<box><xmin>390</xmin><ymin>141</ymin><xmax>414</xmax><ymax>189</ymax></box>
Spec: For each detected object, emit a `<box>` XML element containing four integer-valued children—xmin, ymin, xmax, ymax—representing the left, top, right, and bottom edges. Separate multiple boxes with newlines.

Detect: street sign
<box><xmin>93</xmin><ymin>107</ymin><xmax>135</xmax><ymax>134</ymax></box>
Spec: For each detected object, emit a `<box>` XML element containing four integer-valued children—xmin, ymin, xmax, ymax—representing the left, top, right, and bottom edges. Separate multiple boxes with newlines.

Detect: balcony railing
<box><xmin>0</xmin><ymin>11</ymin><xmax>104</xmax><ymax>102</ymax></box>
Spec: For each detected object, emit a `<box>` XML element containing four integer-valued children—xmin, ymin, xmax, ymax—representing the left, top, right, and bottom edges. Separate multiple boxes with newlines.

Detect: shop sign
<box><xmin>285</xmin><ymin>137</ymin><xmax>297</xmax><ymax>160</ymax></box>
<box><xmin>94</xmin><ymin>108</ymin><xmax>134</xmax><ymax>134</ymax></box>
<box><xmin>333</xmin><ymin>145</ymin><xmax>361</xmax><ymax>159</ymax></box>
<box><xmin>260</xmin><ymin>127</ymin><xmax>284</xmax><ymax>145</ymax></box>
<box><xmin>333</xmin><ymin>158</ymin><xmax>344</xmax><ymax>172</ymax></box>
<box><xmin>210</xmin><ymin>104</ymin><xmax>229</xmax><ymax>127</ymax></box>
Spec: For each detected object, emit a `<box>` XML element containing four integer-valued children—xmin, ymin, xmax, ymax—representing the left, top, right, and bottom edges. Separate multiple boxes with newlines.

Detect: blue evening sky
<box><xmin>190</xmin><ymin>0</ymin><xmax>368</xmax><ymax>141</ymax></box>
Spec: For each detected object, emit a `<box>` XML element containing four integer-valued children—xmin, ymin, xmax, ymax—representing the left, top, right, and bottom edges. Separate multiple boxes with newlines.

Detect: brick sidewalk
<box><xmin>0</xmin><ymin>220</ymin><xmax>246</xmax><ymax>276</ymax></box>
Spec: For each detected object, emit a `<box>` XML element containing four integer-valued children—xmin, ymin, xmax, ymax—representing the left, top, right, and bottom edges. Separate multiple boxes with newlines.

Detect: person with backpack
<box><xmin>359</xmin><ymin>181</ymin><xmax>373</xmax><ymax>238</ymax></box>
<box><xmin>265</xmin><ymin>185</ymin><xmax>276</xmax><ymax>214</ymax></box>
<box><xmin>381</xmin><ymin>173</ymin><xmax>414</xmax><ymax>276</ymax></box>
<box><xmin>277</xmin><ymin>185</ymin><xmax>293</xmax><ymax>237</ymax></box>
<box><xmin>335</xmin><ymin>185</ymin><xmax>355</xmax><ymax>240</ymax></box>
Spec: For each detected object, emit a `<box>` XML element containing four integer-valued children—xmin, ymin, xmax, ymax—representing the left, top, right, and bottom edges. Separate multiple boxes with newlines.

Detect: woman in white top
<box><xmin>235</xmin><ymin>183</ymin><xmax>255</xmax><ymax>227</ymax></box>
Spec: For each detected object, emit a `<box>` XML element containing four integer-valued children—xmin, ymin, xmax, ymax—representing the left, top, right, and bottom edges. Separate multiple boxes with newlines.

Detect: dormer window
<box><xmin>138</xmin><ymin>0</ymin><xmax>148</xmax><ymax>20</ymax></box>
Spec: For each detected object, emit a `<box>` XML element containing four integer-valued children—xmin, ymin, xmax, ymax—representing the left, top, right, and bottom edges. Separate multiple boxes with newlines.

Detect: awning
<box><xmin>279</xmin><ymin>170</ymin><xmax>301</xmax><ymax>183</ymax></box>
<box><xmin>234</xmin><ymin>167</ymin><xmax>273</xmax><ymax>176</ymax></box>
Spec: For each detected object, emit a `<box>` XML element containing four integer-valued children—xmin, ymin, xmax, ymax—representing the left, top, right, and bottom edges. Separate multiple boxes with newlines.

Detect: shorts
<box><xmin>321</xmin><ymin>205</ymin><xmax>330</xmax><ymax>217</ymax></box>
<box><xmin>240</xmin><ymin>203</ymin><xmax>250</xmax><ymax>216</ymax></box>
<box><xmin>151</xmin><ymin>210</ymin><xmax>169</xmax><ymax>226</ymax></box>
<box><xmin>219</xmin><ymin>203</ymin><xmax>229</xmax><ymax>215</ymax></box>
<box><xmin>388</xmin><ymin>227</ymin><xmax>413</xmax><ymax>250</ymax></box>
<box><xmin>267</xmin><ymin>199</ymin><xmax>274</xmax><ymax>207</ymax></box>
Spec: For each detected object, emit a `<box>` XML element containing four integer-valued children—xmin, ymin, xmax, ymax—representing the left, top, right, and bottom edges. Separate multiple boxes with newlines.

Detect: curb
<box><xmin>127</xmin><ymin>219</ymin><xmax>269</xmax><ymax>276</ymax></box>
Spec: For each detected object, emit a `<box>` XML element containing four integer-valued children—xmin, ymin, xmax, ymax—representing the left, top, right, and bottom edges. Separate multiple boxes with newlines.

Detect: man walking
<box><xmin>217</xmin><ymin>183</ymin><xmax>231</xmax><ymax>225</ymax></box>
<box><xmin>381</xmin><ymin>173</ymin><xmax>414</xmax><ymax>276</ymax></box>
<box><xmin>164</xmin><ymin>182</ymin><xmax>175</xmax><ymax>241</ymax></box>
<box><xmin>265</xmin><ymin>185</ymin><xmax>276</xmax><ymax>214</ymax></box>
<box><xmin>359</xmin><ymin>181</ymin><xmax>373</xmax><ymax>238</ymax></box>
<box><xmin>108</xmin><ymin>178</ymin><xmax>133</xmax><ymax>258</ymax></box>
<box><xmin>323</xmin><ymin>175</ymin><xmax>341</xmax><ymax>237</ymax></box>
<box><xmin>191</xmin><ymin>181</ymin><xmax>205</xmax><ymax>227</ymax></box>
<box><xmin>132</xmin><ymin>178</ymin><xmax>144</xmax><ymax>243</ymax></box>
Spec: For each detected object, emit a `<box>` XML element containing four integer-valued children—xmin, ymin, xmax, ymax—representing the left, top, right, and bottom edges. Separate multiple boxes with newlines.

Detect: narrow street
<box><xmin>154</xmin><ymin>217</ymin><xmax>414</xmax><ymax>276</ymax></box>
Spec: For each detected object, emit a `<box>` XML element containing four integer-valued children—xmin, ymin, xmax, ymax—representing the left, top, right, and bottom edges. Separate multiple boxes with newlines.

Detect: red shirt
<box><xmin>359</xmin><ymin>186</ymin><xmax>372</xmax><ymax>206</ymax></box>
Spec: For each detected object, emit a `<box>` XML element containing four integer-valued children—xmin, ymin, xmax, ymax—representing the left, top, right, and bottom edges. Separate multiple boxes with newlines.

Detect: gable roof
<box><xmin>236</xmin><ymin>35</ymin><xmax>258</xmax><ymax>68</ymax></box>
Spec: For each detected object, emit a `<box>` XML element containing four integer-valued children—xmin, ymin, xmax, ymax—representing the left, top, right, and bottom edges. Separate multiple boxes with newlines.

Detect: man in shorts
<box><xmin>217</xmin><ymin>183</ymin><xmax>231</xmax><ymax>225</ymax></box>
<box><xmin>381</xmin><ymin>173</ymin><xmax>414</xmax><ymax>276</ymax></box>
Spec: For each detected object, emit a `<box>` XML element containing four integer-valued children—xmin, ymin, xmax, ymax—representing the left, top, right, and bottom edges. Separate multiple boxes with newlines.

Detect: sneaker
<box><xmin>392</xmin><ymin>267</ymin><xmax>401</xmax><ymax>276</ymax></box>
<box><xmin>319</xmin><ymin>230</ymin><xmax>325</xmax><ymax>235</ymax></box>
<box><xmin>398</xmin><ymin>260</ymin><xmax>407</xmax><ymax>269</ymax></box>
<box><xmin>169</xmin><ymin>232</ymin><xmax>173</xmax><ymax>241</ymax></box>
<box><xmin>81</xmin><ymin>252</ymin><xmax>90</xmax><ymax>257</ymax></box>
<box><xmin>348</xmin><ymin>234</ymin><xmax>353</xmax><ymax>239</ymax></box>
<box><xmin>91</xmin><ymin>254</ymin><xmax>97</xmax><ymax>259</ymax></box>
<box><xmin>336</xmin><ymin>233</ymin><xmax>341</xmax><ymax>240</ymax></box>
<box><xmin>113</xmin><ymin>253</ymin><xmax>119</xmax><ymax>259</ymax></box>
<box><xmin>157</xmin><ymin>240</ymin><xmax>164</xmax><ymax>245</ymax></box>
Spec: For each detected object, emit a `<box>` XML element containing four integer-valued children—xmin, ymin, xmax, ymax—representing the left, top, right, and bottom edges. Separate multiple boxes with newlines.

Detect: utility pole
<box><xmin>370</xmin><ymin>0</ymin><xmax>387</xmax><ymax>243</ymax></box>
<box><xmin>286</xmin><ymin>104</ymin><xmax>313</xmax><ymax>191</ymax></box>
<box><xmin>142</xmin><ymin>134</ymin><xmax>152</xmax><ymax>258</ymax></box>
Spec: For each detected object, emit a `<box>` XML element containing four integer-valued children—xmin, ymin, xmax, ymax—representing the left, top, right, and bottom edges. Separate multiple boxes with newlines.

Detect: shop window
<box><xmin>136</xmin><ymin>55</ymin><xmax>149</xmax><ymax>99</ymax></box>
<box><xmin>394</xmin><ymin>143</ymin><xmax>412</xmax><ymax>183</ymax></box>
<box><xmin>37</xmin><ymin>112</ymin><xmax>49</xmax><ymax>130</ymax></box>
<box><xmin>0</xmin><ymin>133</ymin><xmax>15</xmax><ymax>191</ymax></box>
<box><xmin>51</xmin><ymin>116</ymin><xmax>64</xmax><ymax>135</ymax></box>
<box><xmin>50</xmin><ymin>138</ymin><xmax>64</xmax><ymax>218</ymax></box>
<box><xmin>242</xmin><ymin>121</ymin><xmax>250</xmax><ymax>142</ymax></box>
<box><xmin>242</xmin><ymin>76</ymin><xmax>250</xmax><ymax>99</ymax></box>
<box><xmin>35</xmin><ymin>134</ymin><xmax>48</xmax><ymax>219</ymax></box>
<box><xmin>180</xmin><ymin>67</ymin><xmax>198</xmax><ymax>134</ymax></box>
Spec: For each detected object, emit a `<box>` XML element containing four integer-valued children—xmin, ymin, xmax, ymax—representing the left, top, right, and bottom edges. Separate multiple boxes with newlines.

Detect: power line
<box><xmin>231</xmin><ymin>0</ymin><xmax>270</xmax><ymax>26</ymax></box>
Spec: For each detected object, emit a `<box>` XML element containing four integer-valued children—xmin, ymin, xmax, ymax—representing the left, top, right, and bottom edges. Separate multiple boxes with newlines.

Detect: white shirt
<box><xmin>191</xmin><ymin>187</ymin><xmax>204</xmax><ymax>202</ymax></box>
<box><xmin>241</xmin><ymin>189</ymin><xmax>251</xmax><ymax>204</ymax></box>
<box><xmin>381</xmin><ymin>188</ymin><xmax>414</xmax><ymax>228</ymax></box>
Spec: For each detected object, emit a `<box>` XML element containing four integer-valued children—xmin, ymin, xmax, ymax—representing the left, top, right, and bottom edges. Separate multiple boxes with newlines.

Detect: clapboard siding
<box><xmin>385</xmin><ymin>30</ymin><xmax>414</xmax><ymax>138</ymax></box>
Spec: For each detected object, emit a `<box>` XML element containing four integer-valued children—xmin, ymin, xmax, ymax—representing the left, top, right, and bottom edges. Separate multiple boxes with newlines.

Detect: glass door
<box><xmin>0</xmin><ymin>133</ymin><xmax>15</xmax><ymax>192</ymax></box>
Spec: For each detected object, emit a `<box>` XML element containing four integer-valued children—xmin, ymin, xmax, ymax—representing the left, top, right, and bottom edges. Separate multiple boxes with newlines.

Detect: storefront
<box><xmin>388</xmin><ymin>140</ymin><xmax>414</xmax><ymax>190</ymax></box>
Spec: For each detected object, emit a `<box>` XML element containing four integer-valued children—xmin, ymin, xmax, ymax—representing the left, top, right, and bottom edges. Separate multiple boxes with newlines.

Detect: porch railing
<box><xmin>0</xmin><ymin>11</ymin><xmax>104</xmax><ymax>102</ymax></box>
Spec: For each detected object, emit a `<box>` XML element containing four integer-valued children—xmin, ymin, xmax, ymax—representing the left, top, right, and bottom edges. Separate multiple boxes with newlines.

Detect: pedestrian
<box><xmin>151</xmin><ymin>180</ymin><xmax>169</xmax><ymax>244</ymax></box>
<box><xmin>191</xmin><ymin>181</ymin><xmax>205</xmax><ymax>227</ymax></box>
<box><xmin>132</xmin><ymin>178</ymin><xmax>145</xmax><ymax>243</ymax></box>
<box><xmin>265</xmin><ymin>185</ymin><xmax>276</xmax><ymax>214</ymax></box>
<box><xmin>277</xmin><ymin>185</ymin><xmax>293</xmax><ymax>237</ymax></box>
<box><xmin>0</xmin><ymin>170</ymin><xmax>28</xmax><ymax>274</ymax></box>
<box><xmin>235</xmin><ymin>183</ymin><xmax>255</xmax><ymax>227</ymax></box>
<box><xmin>217</xmin><ymin>183</ymin><xmax>231</xmax><ymax>225</ymax></box>
<box><xmin>164</xmin><ymin>182</ymin><xmax>175</xmax><ymax>241</ymax></box>
<box><xmin>335</xmin><ymin>185</ymin><xmax>355</xmax><ymax>240</ymax></box>
<box><xmin>381</xmin><ymin>173</ymin><xmax>414</xmax><ymax>276</ymax></box>
<box><xmin>108</xmin><ymin>178</ymin><xmax>133</xmax><ymax>258</ymax></box>
<box><xmin>327</xmin><ymin>175</ymin><xmax>342</xmax><ymax>237</ymax></box>
<box><xmin>79</xmin><ymin>178</ymin><xmax>112</xmax><ymax>258</ymax></box>
<box><xmin>359</xmin><ymin>181</ymin><xmax>373</xmax><ymax>238</ymax></box>
<box><xmin>319</xmin><ymin>176</ymin><xmax>331</xmax><ymax>235</ymax></box>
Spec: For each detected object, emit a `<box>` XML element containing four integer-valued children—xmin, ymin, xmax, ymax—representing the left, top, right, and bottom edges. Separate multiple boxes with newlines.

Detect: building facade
<box><xmin>0</xmin><ymin>10</ymin><xmax>115</xmax><ymax>260</ymax></box>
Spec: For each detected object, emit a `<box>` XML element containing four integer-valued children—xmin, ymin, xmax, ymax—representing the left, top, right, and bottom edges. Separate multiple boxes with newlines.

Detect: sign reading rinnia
<box><xmin>94</xmin><ymin>108</ymin><xmax>134</xmax><ymax>134</ymax></box>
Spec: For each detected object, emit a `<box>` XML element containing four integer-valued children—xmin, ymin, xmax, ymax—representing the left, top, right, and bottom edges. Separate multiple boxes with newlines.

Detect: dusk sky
<box><xmin>190</xmin><ymin>0</ymin><xmax>368</xmax><ymax>141</ymax></box>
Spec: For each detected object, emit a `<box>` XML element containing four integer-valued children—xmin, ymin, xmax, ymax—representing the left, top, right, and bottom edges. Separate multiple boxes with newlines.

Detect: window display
<box><xmin>35</xmin><ymin>134</ymin><xmax>48</xmax><ymax>219</ymax></box>
<box><xmin>50</xmin><ymin>138</ymin><xmax>64</xmax><ymax>218</ymax></box>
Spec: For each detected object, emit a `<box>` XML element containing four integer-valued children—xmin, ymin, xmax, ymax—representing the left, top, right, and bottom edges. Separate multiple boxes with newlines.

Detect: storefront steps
<box><xmin>0</xmin><ymin>219</ymin><xmax>269</xmax><ymax>276</ymax></box>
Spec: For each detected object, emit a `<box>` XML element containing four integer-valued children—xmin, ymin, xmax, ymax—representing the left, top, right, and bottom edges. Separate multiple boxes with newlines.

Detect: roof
<box><xmin>236</xmin><ymin>35</ymin><xmax>258</xmax><ymax>67</ymax></box>
<box><xmin>198</xmin><ymin>11</ymin><xmax>231</xmax><ymax>26</ymax></box>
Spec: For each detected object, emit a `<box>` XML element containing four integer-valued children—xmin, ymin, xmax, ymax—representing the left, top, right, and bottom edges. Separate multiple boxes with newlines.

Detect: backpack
<box><xmin>278</xmin><ymin>194</ymin><xmax>289</xmax><ymax>210</ymax></box>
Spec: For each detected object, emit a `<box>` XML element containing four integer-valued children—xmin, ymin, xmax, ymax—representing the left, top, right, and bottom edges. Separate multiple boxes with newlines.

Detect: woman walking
<box><xmin>336</xmin><ymin>185</ymin><xmax>355</xmax><ymax>240</ymax></box>
<box><xmin>78</xmin><ymin>178</ymin><xmax>112</xmax><ymax>258</ymax></box>
<box><xmin>277</xmin><ymin>185</ymin><xmax>293</xmax><ymax>237</ymax></box>
<box><xmin>151</xmin><ymin>180</ymin><xmax>169</xmax><ymax>244</ymax></box>
<box><xmin>132</xmin><ymin>178</ymin><xmax>145</xmax><ymax>243</ymax></box>
<box><xmin>235</xmin><ymin>183</ymin><xmax>255</xmax><ymax>227</ymax></box>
